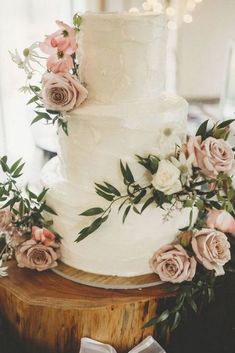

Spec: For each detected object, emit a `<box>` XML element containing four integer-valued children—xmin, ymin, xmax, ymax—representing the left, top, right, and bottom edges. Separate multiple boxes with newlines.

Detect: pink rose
<box><xmin>192</xmin><ymin>228</ymin><xmax>231</xmax><ymax>276</ymax></box>
<box><xmin>150</xmin><ymin>244</ymin><xmax>196</xmax><ymax>283</ymax></box>
<box><xmin>47</xmin><ymin>53</ymin><xmax>73</xmax><ymax>73</ymax></box>
<box><xmin>187</xmin><ymin>136</ymin><xmax>235</xmax><ymax>178</ymax></box>
<box><xmin>41</xmin><ymin>72</ymin><xmax>88</xmax><ymax>112</ymax></box>
<box><xmin>206</xmin><ymin>209</ymin><xmax>235</xmax><ymax>234</ymax></box>
<box><xmin>32</xmin><ymin>226</ymin><xmax>56</xmax><ymax>247</ymax></box>
<box><xmin>15</xmin><ymin>239</ymin><xmax>60</xmax><ymax>271</ymax></box>
<box><xmin>39</xmin><ymin>20</ymin><xmax>77</xmax><ymax>56</ymax></box>
<box><xmin>0</xmin><ymin>208</ymin><xmax>12</xmax><ymax>230</ymax></box>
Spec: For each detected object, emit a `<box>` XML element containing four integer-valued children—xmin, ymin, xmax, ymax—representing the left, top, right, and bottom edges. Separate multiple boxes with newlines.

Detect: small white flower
<box><xmin>151</xmin><ymin>123</ymin><xmax>183</xmax><ymax>159</ymax></box>
<box><xmin>171</xmin><ymin>152</ymin><xmax>194</xmax><ymax>184</ymax></box>
<box><xmin>0</xmin><ymin>259</ymin><xmax>8</xmax><ymax>277</ymax></box>
<box><xmin>9</xmin><ymin>42</ymin><xmax>44</xmax><ymax>77</ymax></box>
<box><xmin>152</xmin><ymin>160</ymin><xmax>182</xmax><ymax>195</ymax></box>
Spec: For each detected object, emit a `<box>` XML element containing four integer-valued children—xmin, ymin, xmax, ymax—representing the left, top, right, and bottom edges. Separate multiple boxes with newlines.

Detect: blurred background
<box><xmin>0</xmin><ymin>0</ymin><xmax>235</xmax><ymax>184</ymax></box>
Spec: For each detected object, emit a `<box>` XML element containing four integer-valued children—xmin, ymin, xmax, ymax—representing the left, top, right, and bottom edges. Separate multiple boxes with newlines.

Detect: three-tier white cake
<box><xmin>42</xmin><ymin>12</ymin><xmax>191</xmax><ymax>277</ymax></box>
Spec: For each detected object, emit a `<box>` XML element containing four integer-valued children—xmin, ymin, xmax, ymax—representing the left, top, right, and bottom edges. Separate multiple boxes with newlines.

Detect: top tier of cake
<box><xmin>79</xmin><ymin>12</ymin><xmax>166</xmax><ymax>103</ymax></box>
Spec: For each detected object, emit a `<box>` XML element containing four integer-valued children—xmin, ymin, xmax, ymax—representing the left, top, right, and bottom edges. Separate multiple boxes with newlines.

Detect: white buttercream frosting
<box><xmin>79</xmin><ymin>12</ymin><xmax>166</xmax><ymax>103</ymax></box>
<box><xmin>58</xmin><ymin>93</ymin><xmax>188</xmax><ymax>191</ymax></box>
<box><xmin>42</xmin><ymin>12</ymin><xmax>190</xmax><ymax>277</ymax></box>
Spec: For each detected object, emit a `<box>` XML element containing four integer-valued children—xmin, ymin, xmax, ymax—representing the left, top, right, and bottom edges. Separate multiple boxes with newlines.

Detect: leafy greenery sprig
<box><xmin>0</xmin><ymin>156</ymin><xmax>58</xmax><ymax>236</ymax></box>
<box><xmin>144</xmin><ymin>269</ymin><xmax>216</xmax><ymax>339</ymax></box>
<box><xmin>77</xmin><ymin>124</ymin><xmax>235</xmax><ymax>243</ymax></box>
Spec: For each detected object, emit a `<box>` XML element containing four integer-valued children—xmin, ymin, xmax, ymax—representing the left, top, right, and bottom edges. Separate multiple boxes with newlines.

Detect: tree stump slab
<box><xmin>0</xmin><ymin>261</ymin><xmax>172</xmax><ymax>353</ymax></box>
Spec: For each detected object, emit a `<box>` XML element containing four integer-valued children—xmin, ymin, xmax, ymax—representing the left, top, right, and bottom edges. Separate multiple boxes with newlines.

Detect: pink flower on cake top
<box><xmin>39</xmin><ymin>20</ymin><xmax>78</xmax><ymax>56</ymax></box>
<box><xmin>10</xmin><ymin>16</ymin><xmax>87</xmax><ymax>135</ymax></box>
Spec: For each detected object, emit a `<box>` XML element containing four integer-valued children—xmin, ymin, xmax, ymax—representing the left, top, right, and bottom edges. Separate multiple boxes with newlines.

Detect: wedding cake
<box><xmin>42</xmin><ymin>11</ymin><xmax>190</xmax><ymax>277</ymax></box>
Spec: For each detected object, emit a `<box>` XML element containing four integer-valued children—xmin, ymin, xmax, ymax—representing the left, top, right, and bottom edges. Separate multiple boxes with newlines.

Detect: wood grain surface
<box><xmin>52</xmin><ymin>261</ymin><xmax>162</xmax><ymax>289</ymax></box>
<box><xmin>0</xmin><ymin>261</ymin><xmax>172</xmax><ymax>353</ymax></box>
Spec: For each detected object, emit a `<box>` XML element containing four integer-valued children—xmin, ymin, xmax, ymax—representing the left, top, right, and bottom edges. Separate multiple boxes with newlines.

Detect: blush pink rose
<box><xmin>15</xmin><ymin>239</ymin><xmax>60</xmax><ymax>271</ymax></box>
<box><xmin>206</xmin><ymin>210</ymin><xmax>235</xmax><ymax>234</ymax></box>
<box><xmin>187</xmin><ymin>136</ymin><xmax>235</xmax><ymax>178</ymax></box>
<box><xmin>41</xmin><ymin>72</ymin><xmax>88</xmax><ymax>112</ymax></box>
<box><xmin>32</xmin><ymin>226</ymin><xmax>56</xmax><ymax>247</ymax></box>
<box><xmin>0</xmin><ymin>208</ymin><xmax>12</xmax><ymax>230</ymax></box>
<box><xmin>39</xmin><ymin>20</ymin><xmax>77</xmax><ymax>56</ymax></box>
<box><xmin>192</xmin><ymin>228</ymin><xmax>231</xmax><ymax>276</ymax></box>
<box><xmin>150</xmin><ymin>244</ymin><xmax>196</xmax><ymax>283</ymax></box>
<box><xmin>47</xmin><ymin>53</ymin><xmax>73</xmax><ymax>73</ymax></box>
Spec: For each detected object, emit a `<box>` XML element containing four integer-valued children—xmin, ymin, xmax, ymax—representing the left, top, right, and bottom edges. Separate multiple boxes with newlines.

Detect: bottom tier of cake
<box><xmin>42</xmin><ymin>157</ymin><xmax>195</xmax><ymax>277</ymax></box>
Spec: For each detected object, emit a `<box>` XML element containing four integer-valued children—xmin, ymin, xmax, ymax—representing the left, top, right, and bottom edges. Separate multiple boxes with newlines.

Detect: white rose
<box><xmin>152</xmin><ymin>160</ymin><xmax>182</xmax><ymax>195</ymax></box>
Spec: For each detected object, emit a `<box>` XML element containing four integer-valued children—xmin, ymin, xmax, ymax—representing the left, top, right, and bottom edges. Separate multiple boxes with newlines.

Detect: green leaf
<box><xmin>196</xmin><ymin>119</ymin><xmax>208</xmax><ymax>140</ymax></box>
<box><xmin>34</xmin><ymin>111</ymin><xmax>51</xmax><ymax>121</ymax></box>
<box><xmin>122</xmin><ymin>205</ymin><xmax>131</xmax><ymax>223</ymax></box>
<box><xmin>153</xmin><ymin>190</ymin><xmax>166</xmax><ymax>208</ymax></box>
<box><xmin>12</xmin><ymin>163</ymin><xmax>25</xmax><ymax>178</ymax></box>
<box><xmin>143</xmin><ymin>310</ymin><xmax>170</xmax><ymax>328</ymax></box>
<box><xmin>1</xmin><ymin>198</ymin><xmax>17</xmax><ymax>210</ymax></box>
<box><xmin>171</xmin><ymin>312</ymin><xmax>181</xmax><ymax>331</ymax></box>
<box><xmin>27</xmin><ymin>95</ymin><xmax>39</xmax><ymax>105</ymax></box>
<box><xmin>120</xmin><ymin>161</ymin><xmax>135</xmax><ymax>184</ymax></box>
<box><xmin>29</xmin><ymin>85</ymin><xmax>40</xmax><ymax>93</ymax></box>
<box><xmin>19</xmin><ymin>200</ymin><xmax>25</xmax><ymax>216</ymax></box>
<box><xmin>43</xmin><ymin>204</ymin><xmax>57</xmax><ymax>215</ymax></box>
<box><xmin>186</xmin><ymin>296</ymin><xmax>198</xmax><ymax>313</ymax></box>
<box><xmin>133</xmin><ymin>189</ymin><xmax>146</xmax><ymax>204</ymax></box>
<box><xmin>125</xmin><ymin>163</ymin><xmax>134</xmax><ymax>183</ymax></box>
<box><xmin>118</xmin><ymin>198</ymin><xmax>128</xmax><ymax>213</ymax></box>
<box><xmin>184</xmin><ymin>199</ymin><xmax>194</xmax><ymax>208</ymax></box>
<box><xmin>27</xmin><ymin>189</ymin><xmax>38</xmax><ymax>200</ymax></box>
<box><xmin>37</xmin><ymin>188</ymin><xmax>49</xmax><ymax>202</ymax></box>
<box><xmin>195</xmin><ymin>199</ymin><xmax>204</xmax><ymax>210</ymax></box>
<box><xmin>141</xmin><ymin>196</ymin><xmax>155</xmax><ymax>213</ymax></box>
<box><xmin>137</xmin><ymin>155</ymin><xmax>159</xmax><ymax>174</ymax></box>
<box><xmin>31</xmin><ymin>115</ymin><xmax>44</xmax><ymax>125</ymax></box>
<box><xmin>76</xmin><ymin>217</ymin><xmax>103</xmax><ymax>242</ymax></box>
<box><xmin>10</xmin><ymin>158</ymin><xmax>22</xmax><ymax>173</ymax></box>
<box><xmin>62</xmin><ymin>122</ymin><xmax>68</xmax><ymax>135</ymax></box>
<box><xmin>120</xmin><ymin>160</ymin><xmax>126</xmax><ymax>180</ymax></box>
<box><xmin>0</xmin><ymin>156</ymin><xmax>10</xmax><ymax>173</ymax></box>
<box><xmin>104</xmin><ymin>182</ymin><xmax>121</xmax><ymax>196</ymax></box>
<box><xmin>95</xmin><ymin>189</ymin><xmax>114</xmax><ymax>202</ymax></box>
<box><xmin>95</xmin><ymin>183</ymin><xmax>113</xmax><ymax>194</ymax></box>
<box><xmin>80</xmin><ymin>208</ymin><xmax>104</xmax><ymax>216</ymax></box>
<box><xmin>46</xmin><ymin>109</ymin><xmax>59</xmax><ymax>115</ymax></box>
<box><xmin>217</xmin><ymin>119</ymin><xmax>235</xmax><ymax>129</ymax></box>
<box><xmin>132</xmin><ymin>205</ymin><xmax>140</xmax><ymax>214</ymax></box>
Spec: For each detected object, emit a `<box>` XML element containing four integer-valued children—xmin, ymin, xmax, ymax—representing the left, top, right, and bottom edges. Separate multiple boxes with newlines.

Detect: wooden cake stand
<box><xmin>0</xmin><ymin>261</ymin><xmax>172</xmax><ymax>353</ymax></box>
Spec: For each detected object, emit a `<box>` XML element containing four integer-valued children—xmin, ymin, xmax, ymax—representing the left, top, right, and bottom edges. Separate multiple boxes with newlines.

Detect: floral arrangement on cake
<box><xmin>10</xmin><ymin>14</ymin><xmax>87</xmax><ymax>135</ymax></box>
<box><xmin>78</xmin><ymin>119</ymin><xmax>235</xmax><ymax>336</ymax></box>
<box><xmin>0</xmin><ymin>157</ymin><xmax>61</xmax><ymax>274</ymax></box>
